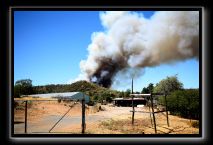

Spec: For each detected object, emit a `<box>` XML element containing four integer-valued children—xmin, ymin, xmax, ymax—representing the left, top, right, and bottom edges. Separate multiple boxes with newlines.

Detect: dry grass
<box><xmin>188</xmin><ymin>120</ymin><xmax>199</xmax><ymax>128</ymax></box>
<box><xmin>14</xmin><ymin>101</ymin><xmax>199</xmax><ymax>134</ymax></box>
<box><xmin>99</xmin><ymin>114</ymin><xmax>199</xmax><ymax>134</ymax></box>
<box><xmin>100</xmin><ymin>119</ymin><xmax>147</xmax><ymax>134</ymax></box>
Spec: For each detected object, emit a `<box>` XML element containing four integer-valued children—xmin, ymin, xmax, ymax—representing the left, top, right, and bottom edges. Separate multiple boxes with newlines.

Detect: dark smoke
<box><xmin>90</xmin><ymin>57</ymin><xmax>126</xmax><ymax>87</ymax></box>
<box><xmin>75</xmin><ymin>11</ymin><xmax>199</xmax><ymax>88</ymax></box>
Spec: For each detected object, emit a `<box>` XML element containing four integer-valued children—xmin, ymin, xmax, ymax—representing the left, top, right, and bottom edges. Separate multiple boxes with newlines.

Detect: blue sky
<box><xmin>14</xmin><ymin>11</ymin><xmax>199</xmax><ymax>91</ymax></box>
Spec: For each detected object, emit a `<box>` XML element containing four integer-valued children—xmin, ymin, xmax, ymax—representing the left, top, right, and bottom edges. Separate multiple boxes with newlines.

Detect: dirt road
<box><xmin>14</xmin><ymin>101</ymin><xmax>199</xmax><ymax>134</ymax></box>
<box><xmin>14</xmin><ymin>104</ymin><xmax>134</xmax><ymax>133</ymax></box>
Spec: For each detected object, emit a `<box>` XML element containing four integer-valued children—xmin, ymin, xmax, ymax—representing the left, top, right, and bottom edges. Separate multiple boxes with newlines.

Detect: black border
<box><xmin>11</xmin><ymin>6</ymin><xmax>202</xmax><ymax>137</ymax></box>
<box><xmin>8</xmin><ymin>0</ymin><xmax>208</xmax><ymax>7</ymax></box>
<box><xmin>0</xmin><ymin>0</ymin><xmax>210</xmax><ymax>144</ymax></box>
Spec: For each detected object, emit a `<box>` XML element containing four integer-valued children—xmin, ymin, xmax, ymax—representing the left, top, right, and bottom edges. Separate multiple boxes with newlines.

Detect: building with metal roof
<box><xmin>21</xmin><ymin>92</ymin><xmax>90</xmax><ymax>103</ymax></box>
<box><xmin>112</xmin><ymin>98</ymin><xmax>146</xmax><ymax>107</ymax></box>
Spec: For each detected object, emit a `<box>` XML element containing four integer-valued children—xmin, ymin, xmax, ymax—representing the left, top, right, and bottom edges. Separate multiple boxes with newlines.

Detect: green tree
<box><xmin>147</xmin><ymin>83</ymin><xmax>154</xmax><ymax>93</ymax></box>
<box><xmin>14</xmin><ymin>79</ymin><xmax>33</xmax><ymax>97</ymax></box>
<box><xmin>124</xmin><ymin>89</ymin><xmax>131</xmax><ymax>98</ymax></box>
<box><xmin>158</xmin><ymin>89</ymin><xmax>199</xmax><ymax>119</ymax></box>
<box><xmin>118</xmin><ymin>91</ymin><xmax>123</xmax><ymax>98</ymax></box>
<box><xmin>141</xmin><ymin>87</ymin><xmax>149</xmax><ymax>94</ymax></box>
<box><xmin>154</xmin><ymin>75</ymin><xmax>183</xmax><ymax>94</ymax></box>
<box><xmin>141</xmin><ymin>83</ymin><xmax>154</xmax><ymax>93</ymax></box>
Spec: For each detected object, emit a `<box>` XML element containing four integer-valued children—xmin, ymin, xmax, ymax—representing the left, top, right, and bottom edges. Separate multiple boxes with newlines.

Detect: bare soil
<box><xmin>14</xmin><ymin>100</ymin><xmax>199</xmax><ymax>134</ymax></box>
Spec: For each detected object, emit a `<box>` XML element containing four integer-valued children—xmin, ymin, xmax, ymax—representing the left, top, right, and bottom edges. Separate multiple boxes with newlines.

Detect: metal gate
<box><xmin>14</xmin><ymin>98</ymin><xmax>86</xmax><ymax>134</ymax></box>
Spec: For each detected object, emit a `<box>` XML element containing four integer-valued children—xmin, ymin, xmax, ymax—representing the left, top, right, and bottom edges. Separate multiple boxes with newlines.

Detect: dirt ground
<box><xmin>14</xmin><ymin>100</ymin><xmax>199</xmax><ymax>134</ymax></box>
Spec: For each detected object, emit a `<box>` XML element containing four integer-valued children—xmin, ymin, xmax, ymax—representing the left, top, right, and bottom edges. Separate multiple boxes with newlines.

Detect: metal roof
<box><xmin>21</xmin><ymin>92</ymin><xmax>90</xmax><ymax>103</ymax></box>
<box><xmin>113</xmin><ymin>98</ymin><xmax>145</xmax><ymax>101</ymax></box>
<box><xmin>130</xmin><ymin>93</ymin><xmax>151</xmax><ymax>96</ymax></box>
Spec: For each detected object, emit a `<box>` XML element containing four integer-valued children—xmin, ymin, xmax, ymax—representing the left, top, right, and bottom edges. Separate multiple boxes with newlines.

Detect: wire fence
<box><xmin>14</xmin><ymin>99</ymin><xmax>150</xmax><ymax>134</ymax></box>
<box><xmin>14</xmin><ymin>99</ymin><xmax>83</xmax><ymax>134</ymax></box>
<box><xmin>13</xmin><ymin>97</ymin><xmax>197</xmax><ymax>134</ymax></box>
<box><xmin>88</xmin><ymin>106</ymin><xmax>151</xmax><ymax>133</ymax></box>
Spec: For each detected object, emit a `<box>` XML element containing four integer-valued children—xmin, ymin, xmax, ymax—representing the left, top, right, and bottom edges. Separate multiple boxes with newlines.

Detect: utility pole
<box><xmin>131</xmin><ymin>78</ymin><xmax>135</xmax><ymax>125</ymax></box>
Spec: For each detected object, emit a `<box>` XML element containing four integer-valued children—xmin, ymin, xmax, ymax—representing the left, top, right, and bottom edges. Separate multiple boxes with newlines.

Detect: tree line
<box><xmin>14</xmin><ymin>75</ymin><xmax>199</xmax><ymax>119</ymax></box>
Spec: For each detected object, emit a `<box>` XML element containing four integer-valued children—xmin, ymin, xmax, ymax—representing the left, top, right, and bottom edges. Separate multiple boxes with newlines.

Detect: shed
<box><xmin>112</xmin><ymin>98</ymin><xmax>146</xmax><ymax>107</ymax></box>
<box><xmin>21</xmin><ymin>92</ymin><xmax>90</xmax><ymax>103</ymax></box>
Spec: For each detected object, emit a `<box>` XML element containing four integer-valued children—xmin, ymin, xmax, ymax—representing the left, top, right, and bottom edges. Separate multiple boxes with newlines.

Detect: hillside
<box><xmin>69</xmin><ymin>81</ymin><xmax>121</xmax><ymax>102</ymax></box>
<box><xmin>33</xmin><ymin>81</ymin><xmax>121</xmax><ymax>103</ymax></box>
<box><xmin>68</xmin><ymin>80</ymin><xmax>108</xmax><ymax>92</ymax></box>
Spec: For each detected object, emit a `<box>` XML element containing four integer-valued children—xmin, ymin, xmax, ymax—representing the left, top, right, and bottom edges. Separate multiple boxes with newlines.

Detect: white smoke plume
<box><xmin>76</xmin><ymin>11</ymin><xmax>199</xmax><ymax>88</ymax></box>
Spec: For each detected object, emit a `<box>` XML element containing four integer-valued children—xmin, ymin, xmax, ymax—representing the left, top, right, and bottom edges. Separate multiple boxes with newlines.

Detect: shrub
<box><xmin>57</xmin><ymin>99</ymin><xmax>62</xmax><ymax>103</ymax></box>
<box><xmin>27</xmin><ymin>100</ymin><xmax>33</xmax><ymax>108</ymax></box>
<box><xmin>87</xmin><ymin>100</ymin><xmax>95</xmax><ymax>106</ymax></box>
<box><xmin>14</xmin><ymin>101</ymin><xmax>19</xmax><ymax>108</ymax></box>
<box><xmin>158</xmin><ymin>89</ymin><xmax>199</xmax><ymax>119</ymax></box>
<box><xmin>190</xmin><ymin>120</ymin><xmax>199</xmax><ymax>128</ymax></box>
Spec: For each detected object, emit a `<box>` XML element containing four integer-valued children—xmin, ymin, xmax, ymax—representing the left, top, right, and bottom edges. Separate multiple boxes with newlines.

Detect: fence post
<box><xmin>148</xmin><ymin>99</ymin><xmax>153</xmax><ymax>127</ymax></box>
<box><xmin>164</xmin><ymin>94</ymin><xmax>170</xmax><ymax>127</ymax></box>
<box><xmin>82</xmin><ymin>94</ymin><xmax>86</xmax><ymax>134</ymax></box>
<box><xmin>131</xmin><ymin>78</ymin><xmax>135</xmax><ymax>125</ymax></box>
<box><xmin>25</xmin><ymin>100</ymin><xmax>28</xmax><ymax>133</ymax></box>
<box><xmin>132</xmin><ymin>95</ymin><xmax>135</xmax><ymax>125</ymax></box>
<box><xmin>150</xmin><ymin>93</ymin><xmax>157</xmax><ymax>134</ymax></box>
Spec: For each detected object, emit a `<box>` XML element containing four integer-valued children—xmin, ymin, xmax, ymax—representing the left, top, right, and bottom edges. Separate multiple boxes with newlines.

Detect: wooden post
<box><xmin>24</xmin><ymin>100</ymin><xmax>28</xmax><ymax>133</ymax></box>
<box><xmin>164</xmin><ymin>94</ymin><xmax>169</xmax><ymax>127</ymax></box>
<box><xmin>150</xmin><ymin>93</ymin><xmax>157</xmax><ymax>134</ymax></box>
<box><xmin>148</xmin><ymin>98</ymin><xmax>153</xmax><ymax>127</ymax></box>
<box><xmin>82</xmin><ymin>94</ymin><xmax>86</xmax><ymax>134</ymax></box>
<box><xmin>131</xmin><ymin>78</ymin><xmax>135</xmax><ymax>125</ymax></box>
